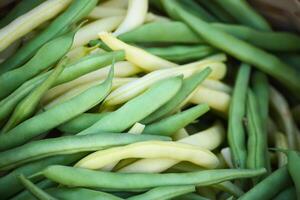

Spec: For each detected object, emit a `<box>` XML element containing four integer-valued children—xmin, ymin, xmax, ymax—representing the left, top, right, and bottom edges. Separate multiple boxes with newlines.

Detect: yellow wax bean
<box><xmin>88</xmin><ymin>6</ymin><xmax>126</xmax><ymax>19</ymax></box>
<box><xmin>274</xmin><ymin>132</ymin><xmax>288</xmax><ymax>168</ymax></box>
<box><xmin>101</xmin><ymin>0</ymin><xmax>129</xmax><ymax>8</ymax></box>
<box><xmin>75</xmin><ymin>141</ymin><xmax>219</xmax><ymax>170</ymax></box>
<box><xmin>221</xmin><ymin>147</ymin><xmax>234</xmax><ymax>168</ymax></box>
<box><xmin>202</xmin><ymin>79</ymin><xmax>232</xmax><ymax>94</ymax></box>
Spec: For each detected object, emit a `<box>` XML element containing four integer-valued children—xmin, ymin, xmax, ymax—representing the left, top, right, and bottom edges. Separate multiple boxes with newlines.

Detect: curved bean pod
<box><xmin>75</xmin><ymin>141</ymin><xmax>219</xmax><ymax>169</ymax></box>
<box><xmin>38</xmin><ymin>165</ymin><xmax>266</xmax><ymax>190</ymax></box>
<box><xmin>0</xmin><ymin>68</ymin><xmax>114</xmax><ymax>151</ymax></box>
<box><xmin>78</xmin><ymin>76</ymin><xmax>183</xmax><ymax>135</ymax></box>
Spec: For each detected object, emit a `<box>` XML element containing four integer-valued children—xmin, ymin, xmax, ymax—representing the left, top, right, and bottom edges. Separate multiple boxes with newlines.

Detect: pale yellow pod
<box><xmin>88</xmin><ymin>6</ymin><xmax>126</xmax><ymax>19</ymax></box>
<box><xmin>172</xmin><ymin>128</ymin><xmax>189</xmax><ymax>140</ymax></box>
<box><xmin>118</xmin><ymin>122</ymin><xmax>224</xmax><ymax>173</ymax></box>
<box><xmin>113</xmin><ymin>0</ymin><xmax>148</xmax><ymax>36</ymax></box>
<box><xmin>44</xmin><ymin>77</ymin><xmax>136</xmax><ymax>109</ymax></box>
<box><xmin>42</xmin><ymin>61</ymin><xmax>141</xmax><ymax>104</ymax></box>
<box><xmin>274</xmin><ymin>132</ymin><xmax>288</xmax><ymax>167</ymax></box>
<box><xmin>104</xmin><ymin>56</ymin><xmax>227</xmax><ymax>107</ymax></box>
<box><xmin>202</xmin><ymin>79</ymin><xmax>232</xmax><ymax>94</ymax></box>
<box><xmin>0</xmin><ymin>0</ymin><xmax>72</xmax><ymax>52</ymax></box>
<box><xmin>99</xmin><ymin>32</ymin><xmax>178</xmax><ymax>71</ymax></box>
<box><xmin>101</xmin><ymin>0</ymin><xmax>129</xmax><ymax>8</ymax></box>
<box><xmin>189</xmin><ymin>86</ymin><xmax>231</xmax><ymax>114</ymax></box>
<box><xmin>75</xmin><ymin>141</ymin><xmax>219</xmax><ymax>170</ymax></box>
<box><xmin>128</xmin><ymin>122</ymin><xmax>145</xmax><ymax>134</ymax></box>
<box><xmin>221</xmin><ymin>147</ymin><xmax>234</xmax><ymax>168</ymax></box>
<box><xmin>145</xmin><ymin>12</ymin><xmax>171</xmax><ymax>23</ymax></box>
<box><xmin>72</xmin><ymin>16</ymin><xmax>124</xmax><ymax>48</ymax></box>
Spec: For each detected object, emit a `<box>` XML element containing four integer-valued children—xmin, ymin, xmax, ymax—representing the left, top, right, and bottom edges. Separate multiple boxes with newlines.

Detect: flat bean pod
<box><xmin>75</xmin><ymin>141</ymin><xmax>219</xmax><ymax>169</ymax></box>
<box><xmin>127</xmin><ymin>185</ymin><xmax>195</xmax><ymax>200</ymax></box>
<box><xmin>0</xmin><ymin>0</ymin><xmax>98</xmax><ymax>73</ymax></box>
<box><xmin>0</xmin><ymin>133</ymin><xmax>169</xmax><ymax>171</ymax></box>
<box><xmin>142</xmin><ymin>67</ymin><xmax>211</xmax><ymax>124</ymax></box>
<box><xmin>78</xmin><ymin>76</ymin><xmax>183</xmax><ymax>135</ymax></box>
<box><xmin>142</xmin><ymin>104</ymin><xmax>209</xmax><ymax>136</ymax></box>
<box><xmin>0</xmin><ymin>68</ymin><xmax>114</xmax><ymax>151</ymax></box>
<box><xmin>38</xmin><ymin>165</ymin><xmax>266</xmax><ymax>190</ymax></box>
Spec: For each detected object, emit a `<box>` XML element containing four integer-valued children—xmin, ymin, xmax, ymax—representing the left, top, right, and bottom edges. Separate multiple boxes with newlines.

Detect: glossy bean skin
<box><xmin>227</xmin><ymin>64</ymin><xmax>251</xmax><ymax>168</ymax></box>
<box><xmin>38</xmin><ymin>165</ymin><xmax>266</xmax><ymax>190</ymax></box>
<box><xmin>214</xmin><ymin>0</ymin><xmax>271</xmax><ymax>31</ymax></box>
<box><xmin>0</xmin><ymin>31</ymin><xmax>74</xmax><ymax>99</ymax></box>
<box><xmin>142</xmin><ymin>104</ymin><xmax>209</xmax><ymax>136</ymax></box>
<box><xmin>286</xmin><ymin>151</ymin><xmax>300</xmax><ymax>199</ymax></box>
<box><xmin>127</xmin><ymin>185</ymin><xmax>195</xmax><ymax>200</ymax></box>
<box><xmin>0</xmin><ymin>0</ymin><xmax>45</xmax><ymax>28</ymax></box>
<box><xmin>58</xmin><ymin>113</ymin><xmax>109</xmax><ymax>134</ymax></box>
<box><xmin>18</xmin><ymin>174</ymin><xmax>57</xmax><ymax>200</ymax></box>
<box><xmin>78</xmin><ymin>76</ymin><xmax>183</xmax><ymax>135</ymax></box>
<box><xmin>0</xmin><ymin>68</ymin><xmax>114</xmax><ymax>151</ymax></box>
<box><xmin>239</xmin><ymin>166</ymin><xmax>292</xmax><ymax>200</ymax></box>
<box><xmin>166</xmin><ymin>1</ymin><xmax>300</xmax><ymax>97</ymax></box>
<box><xmin>142</xmin><ymin>67</ymin><xmax>211</xmax><ymax>124</ymax></box>
<box><xmin>144</xmin><ymin>45</ymin><xmax>216</xmax><ymax>63</ymax></box>
<box><xmin>0</xmin><ymin>51</ymin><xmax>124</xmax><ymax>124</ymax></box>
<box><xmin>0</xmin><ymin>133</ymin><xmax>169</xmax><ymax>171</ymax></box>
<box><xmin>0</xmin><ymin>153</ymin><xmax>84</xmax><ymax>199</ymax></box>
<box><xmin>0</xmin><ymin>0</ymin><xmax>98</xmax><ymax>73</ymax></box>
<box><xmin>118</xmin><ymin>21</ymin><xmax>202</xmax><ymax>44</ymax></box>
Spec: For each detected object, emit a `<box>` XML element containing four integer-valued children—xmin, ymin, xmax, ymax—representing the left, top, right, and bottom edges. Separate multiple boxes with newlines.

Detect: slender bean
<box><xmin>0</xmin><ymin>68</ymin><xmax>114</xmax><ymax>151</ymax></box>
<box><xmin>47</xmin><ymin>188</ymin><xmax>123</xmax><ymax>200</ymax></box>
<box><xmin>88</xmin><ymin>6</ymin><xmax>126</xmax><ymax>19</ymax></box>
<box><xmin>274</xmin><ymin>133</ymin><xmax>288</xmax><ymax>167</ymax></box>
<box><xmin>0</xmin><ymin>30</ymin><xmax>75</xmax><ymax>99</ymax></box>
<box><xmin>78</xmin><ymin>76</ymin><xmax>183</xmax><ymax>135</ymax></box>
<box><xmin>142</xmin><ymin>104</ymin><xmax>209</xmax><ymax>136</ymax></box>
<box><xmin>239</xmin><ymin>166</ymin><xmax>292</xmax><ymax>200</ymax></box>
<box><xmin>37</xmin><ymin>165</ymin><xmax>266</xmax><ymax>190</ymax></box>
<box><xmin>18</xmin><ymin>174</ymin><xmax>57</xmax><ymax>200</ymax></box>
<box><xmin>246</xmin><ymin>89</ymin><xmax>269</xmax><ymax>177</ymax></box>
<box><xmin>0</xmin><ymin>0</ymin><xmax>97</xmax><ymax>73</ymax></box>
<box><xmin>144</xmin><ymin>45</ymin><xmax>216</xmax><ymax>63</ymax></box>
<box><xmin>142</xmin><ymin>67</ymin><xmax>211</xmax><ymax>124</ymax></box>
<box><xmin>75</xmin><ymin>141</ymin><xmax>219</xmax><ymax>169</ymax></box>
<box><xmin>0</xmin><ymin>0</ymin><xmax>71</xmax><ymax>52</ymax></box>
<box><xmin>127</xmin><ymin>185</ymin><xmax>195</xmax><ymax>200</ymax></box>
<box><xmin>214</xmin><ymin>181</ymin><xmax>244</xmax><ymax>197</ymax></box>
<box><xmin>201</xmin><ymin>79</ymin><xmax>232</xmax><ymax>94</ymax></box>
<box><xmin>0</xmin><ymin>153</ymin><xmax>84</xmax><ymax>199</ymax></box>
<box><xmin>180</xmin><ymin>0</ymin><xmax>217</xmax><ymax>22</ymax></box>
<box><xmin>0</xmin><ymin>0</ymin><xmax>45</xmax><ymax>28</ymax></box>
<box><xmin>0</xmin><ymin>51</ymin><xmax>124</xmax><ymax>125</ymax></box>
<box><xmin>168</xmin><ymin>1</ymin><xmax>300</xmax><ymax>97</ymax></box>
<box><xmin>0</xmin><ymin>133</ymin><xmax>169</xmax><ymax>171</ymax></box>
<box><xmin>286</xmin><ymin>150</ymin><xmax>300</xmax><ymax>199</ymax></box>
<box><xmin>227</xmin><ymin>64</ymin><xmax>250</xmax><ymax>168</ymax></box>
<box><xmin>214</xmin><ymin>0</ymin><xmax>271</xmax><ymax>31</ymax></box>
<box><xmin>118</xmin><ymin>21</ymin><xmax>202</xmax><ymax>44</ymax></box>
<box><xmin>273</xmin><ymin>186</ymin><xmax>297</xmax><ymax>200</ymax></box>
<box><xmin>212</xmin><ymin>23</ymin><xmax>300</xmax><ymax>52</ymax></box>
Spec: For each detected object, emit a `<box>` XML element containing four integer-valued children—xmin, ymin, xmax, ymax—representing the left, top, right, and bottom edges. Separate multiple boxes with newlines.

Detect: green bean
<box><xmin>278</xmin><ymin>53</ymin><xmax>300</xmax><ymax>72</ymax></box>
<box><xmin>119</xmin><ymin>21</ymin><xmax>202</xmax><ymax>44</ymax></box>
<box><xmin>0</xmin><ymin>133</ymin><xmax>169</xmax><ymax>171</ymax></box>
<box><xmin>58</xmin><ymin>113</ymin><xmax>109</xmax><ymax>134</ymax></box>
<box><xmin>47</xmin><ymin>188</ymin><xmax>123</xmax><ymax>200</ymax></box>
<box><xmin>212</xmin><ymin>23</ymin><xmax>300</xmax><ymax>52</ymax></box>
<box><xmin>273</xmin><ymin>186</ymin><xmax>297</xmax><ymax>200</ymax></box>
<box><xmin>144</xmin><ymin>45</ymin><xmax>216</xmax><ymax>63</ymax></box>
<box><xmin>196</xmin><ymin>0</ymin><xmax>236</xmax><ymax>23</ymax></box>
<box><xmin>0</xmin><ymin>51</ymin><xmax>124</xmax><ymax>124</ymax></box>
<box><xmin>0</xmin><ymin>68</ymin><xmax>114</xmax><ymax>151</ymax></box>
<box><xmin>37</xmin><ymin>165</ymin><xmax>266</xmax><ymax>190</ymax></box>
<box><xmin>11</xmin><ymin>179</ymin><xmax>56</xmax><ymax>200</ymax></box>
<box><xmin>127</xmin><ymin>185</ymin><xmax>195</xmax><ymax>200</ymax></box>
<box><xmin>0</xmin><ymin>0</ymin><xmax>97</xmax><ymax>73</ymax></box>
<box><xmin>0</xmin><ymin>153</ymin><xmax>84</xmax><ymax>199</ymax></box>
<box><xmin>142</xmin><ymin>67</ymin><xmax>211</xmax><ymax>124</ymax></box>
<box><xmin>214</xmin><ymin>0</ymin><xmax>271</xmax><ymax>31</ymax></box>
<box><xmin>167</xmin><ymin>1</ymin><xmax>300</xmax><ymax>97</ymax></box>
<box><xmin>0</xmin><ymin>0</ymin><xmax>45</xmax><ymax>28</ymax></box>
<box><xmin>286</xmin><ymin>151</ymin><xmax>300</xmax><ymax>198</ymax></box>
<box><xmin>78</xmin><ymin>76</ymin><xmax>183</xmax><ymax>135</ymax></box>
<box><xmin>213</xmin><ymin>181</ymin><xmax>244</xmax><ymax>197</ymax></box>
<box><xmin>226</xmin><ymin>63</ymin><xmax>250</xmax><ymax>168</ymax></box>
<box><xmin>18</xmin><ymin>174</ymin><xmax>57</xmax><ymax>200</ymax></box>
<box><xmin>2</xmin><ymin>57</ymin><xmax>68</xmax><ymax>133</ymax></box>
<box><xmin>142</xmin><ymin>104</ymin><xmax>209</xmax><ymax>136</ymax></box>
<box><xmin>246</xmin><ymin>89</ymin><xmax>269</xmax><ymax>180</ymax></box>
<box><xmin>174</xmin><ymin>193</ymin><xmax>209</xmax><ymax>200</ymax></box>
<box><xmin>239</xmin><ymin>166</ymin><xmax>292</xmax><ymax>200</ymax></box>
<box><xmin>0</xmin><ymin>31</ymin><xmax>74</xmax><ymax>100</ymax></box>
